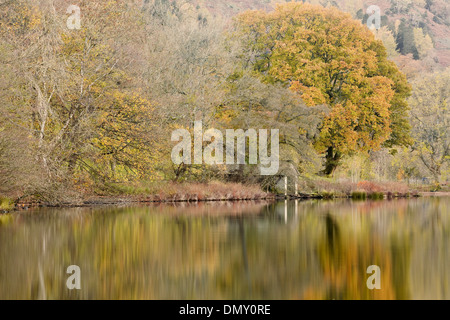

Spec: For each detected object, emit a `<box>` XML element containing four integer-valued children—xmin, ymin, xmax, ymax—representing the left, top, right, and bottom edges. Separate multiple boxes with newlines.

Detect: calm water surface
<box><xmin>0</xmin><ymin>198</ymin><xmax>448</xmax><ymax>300</ymax></box>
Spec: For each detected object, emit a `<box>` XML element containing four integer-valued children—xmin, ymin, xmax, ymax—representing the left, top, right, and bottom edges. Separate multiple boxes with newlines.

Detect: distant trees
<box><xmin>373</xmin><ymin>27</ymin><xmax>400</xmax><ymax>59</ymax></box>
<box><xmin>396</xmin><ymin>20</ymin><xmax>419</xmax><ymax>59</ymax></box>
<box><xmin>426</xmin><ymin>0</ymin><xmax>450</xmax><ymax>26</ymax></box>
<box><xmin>389</xmin><ymin>0</ymin><xmax>415</xmax><ymax>14</ymax></box>
<box><xmin>413</xmin><ymin>27</ymin><xmax>433</xmax><ymax>59</ymax></box>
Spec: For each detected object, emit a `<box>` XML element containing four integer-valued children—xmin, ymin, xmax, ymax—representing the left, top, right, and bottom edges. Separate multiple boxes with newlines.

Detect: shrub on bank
<box><xmin>351</xmin><ymin>191</ymin><xmax>367</xmax><ymax>200</ymax></box>
<box><xmin>357</xmin><ymin>181</ymin><xmax>409</xmax><ymax>194</ymax></box>
<box><xmin>0</xmin><ymin>197</ymin><xmax>14</xmax><ymax>211</ymax></box>
<box><xmin>368</xmin><ymin>192</ymin><xmax>385</xmax><ymax>200</ymax></box>
<box><xmin>306</xmin><ymin>178</ymin><xmax>356</xmax><ymax>197</ymax></box>
<box><xmin>306</xmin><ymin>178</ymin><xmax>412</xmax><ymax>198</ymax></box>
<box><xmin>320</xmin><ymin>191</ymin><xmax>335</xmax><ymax>199</ymax></box>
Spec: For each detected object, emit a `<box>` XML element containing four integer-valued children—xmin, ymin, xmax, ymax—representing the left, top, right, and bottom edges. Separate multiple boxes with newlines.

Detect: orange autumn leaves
<box><xmin>234</xmin><ymin>3</ymin><xmax>409</xmax><ymax>157</ymax></box>
<box><xmin>320</xmin><ymin>76</ymin><xmax>395</xmax><ymax>154</ymax></box>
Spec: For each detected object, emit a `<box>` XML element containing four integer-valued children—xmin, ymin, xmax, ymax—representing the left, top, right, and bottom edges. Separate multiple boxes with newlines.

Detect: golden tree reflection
<box><xmin>0</xmin><ymin>198</ymin><xmax>448</xmax><ymax>299</ymax></box>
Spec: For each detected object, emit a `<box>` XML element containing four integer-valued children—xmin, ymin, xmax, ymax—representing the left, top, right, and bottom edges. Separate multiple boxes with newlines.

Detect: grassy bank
<box><xmin>3</xmin><ymin>179</ymin><xmax>447</xmax><ymax>211</ymax></box>
<box><xmin>8</xmin><ymin>181</ymin><xmax>274</xmax><ymax>210</ymax></box>
<box><xmin>299</xmin><ymin>179</ymin><xmax>424</xmax><ymax>200</ymax></box>
<box><xmin>106</xmin><ymin>181</ymin><xmax>272</xmax><ymax>202</ymax></box>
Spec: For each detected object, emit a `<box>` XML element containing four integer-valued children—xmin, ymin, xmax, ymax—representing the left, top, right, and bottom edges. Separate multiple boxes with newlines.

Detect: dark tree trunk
<box><xmin>173</xmin><ymin>163</ymin><xmax>186</xmax><ymax>182</ymax></box>
<box><xmin>322</xmin><ymin>147</ymin><xmax>341</xmax><ymax>176</ymax></box>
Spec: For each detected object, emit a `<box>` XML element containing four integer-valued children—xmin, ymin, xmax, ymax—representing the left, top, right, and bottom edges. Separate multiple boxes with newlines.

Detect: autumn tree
<box><xmin>0</xmin><ymin>0</ymin><xmax>160</xmax><ymax>199</ymax></box>
<box><xmin>373</xmin><ymin>26</ymin><xmax>400</xmax><ymax>59</ymax></box>
<box><xmin>234</xmin><ymin>3</ymin><xmax>411</xmax><ymax>175</ymax></box>
<box><xmin>409</xmin><ymin>69</ymin><xmax>450</xmax><ymax>183</ymax></box>
<box><xmin>413</xmin><ymin>27</ymin><xmax>433</xmax><ymax>59</ymax></box>
<box><xmin>218</xmin><ymin>70</ymin><xmax>326</xmax><ymax>185</ymax></box>
<box><xmin>141</xmin><ymin>6</ymin><xmax>229</xmax><ymax>130</ymax></box>
<box><xmin>396</xmin><ymin>20</ymin><xmax>419</xmax><ymax>59</ymax></box>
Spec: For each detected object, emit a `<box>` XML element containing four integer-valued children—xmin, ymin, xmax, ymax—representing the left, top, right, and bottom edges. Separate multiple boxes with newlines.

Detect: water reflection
<box><xmin>0</xmin><ymin>198</ymin><xmax>448</xmax><ymax>300</ymax></box>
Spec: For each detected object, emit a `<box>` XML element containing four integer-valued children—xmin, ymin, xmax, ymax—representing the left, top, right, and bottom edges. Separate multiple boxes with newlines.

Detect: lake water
<box><xmin>0</xmin><ymin>197</ymin><xmax>448</xmax><ymax>300</ymax></box>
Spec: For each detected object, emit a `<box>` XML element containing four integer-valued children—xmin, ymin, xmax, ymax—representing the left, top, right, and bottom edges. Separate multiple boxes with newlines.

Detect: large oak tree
<box><xmin>234</xmin><ymin>3</ymin><xmax>411</xmax><ymax>175</ymax></box>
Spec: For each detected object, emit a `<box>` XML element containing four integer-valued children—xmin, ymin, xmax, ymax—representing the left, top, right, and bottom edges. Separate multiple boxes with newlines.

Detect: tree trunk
<box><xmin>322</xmin><ymin>146</ymin><xmax>341</xmax><ymax>176</ymax></box>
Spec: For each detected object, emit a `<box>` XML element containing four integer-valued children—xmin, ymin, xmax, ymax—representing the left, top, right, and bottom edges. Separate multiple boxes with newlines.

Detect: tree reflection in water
<box><xmin>0</xmin><ymin>198</ymin><xmax>448</xmax><ymax>300</ymax></box>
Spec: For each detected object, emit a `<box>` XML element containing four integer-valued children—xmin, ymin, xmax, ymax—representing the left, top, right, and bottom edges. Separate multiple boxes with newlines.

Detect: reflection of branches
<box><xmin>420</xmin><ymin>211</ymin><xmax>441</xmax><ymax>234</ymax></box>
<box><xmin>238</xmin><ymin>219</ymin><xmax>251</xmax><ymax>295</ymax></box>
<box><xmin>147</xmin><ymin>201</ymin><xmax>271</xmax><ymax>217</ymax></box>
<box><xmin>38</xmin><ymin>233</ymin><xmax>48</xmax><ymax>300</ymax></box>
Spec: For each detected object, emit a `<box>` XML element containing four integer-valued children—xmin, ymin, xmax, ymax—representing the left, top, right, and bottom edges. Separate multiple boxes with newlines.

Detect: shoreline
<box><xmin>418</xmin><ymin>192</ymin><xmax>450</xmax><ymax>197</ymax></box>
<box><xmin>2</xmin><ymin>180</ymin><xmax>449</xmax><ymax>212</ymax></box>
<box><xmin>6</xmin><ymin>192</ymin><xmax>443</xmax><ymax>212</ymax></box>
